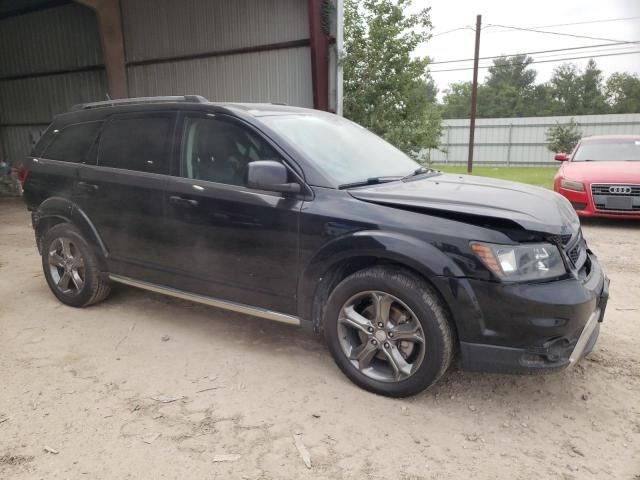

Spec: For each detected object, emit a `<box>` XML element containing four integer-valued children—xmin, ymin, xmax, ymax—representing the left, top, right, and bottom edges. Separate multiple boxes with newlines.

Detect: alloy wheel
<box><xmin>48</xmin><ymin>237</ymin><xmax>85</xmax><ymax>295</ymax></box>
<box><xmin>337</xmin><ymin>291</ymin><xmax>426</xmax><ymax>382</ymax></box>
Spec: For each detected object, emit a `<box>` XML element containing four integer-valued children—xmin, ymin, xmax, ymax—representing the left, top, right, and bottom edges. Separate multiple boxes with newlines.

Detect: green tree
<box><xmin>440</xmin><ymin>55</ymin><xmax>542</xmax><ymax>118</ymax></box>
<box><xmin>480</xmin><ymin>55</ymin><xmax>540</xmax><ymax>117</ymax></box>
<box><xmin>440</xmin><ymin>81</ymin><xmax>472</xmax><ymax>118</ymax></box>
<box><xmin>548</xmin><ymin>60</ymin><xmax>609</xmax><ymax>115</ymax></box>
<box><xmin>605</xmin><ymin>72</ymin><xmax>640</xmax><ymax>113</ymax></box>
<box><xmin>546</xmin><ymin>118</ymin><xmax>582</xmax><ymax>153</ymax></box>
<box><xmin>548</xmin><ymin>63</ymin><xmax>582</xmax><ymax>115</ymax></box>
<box><xmin>343</xmin><ymin>0</ymin><xmax>441</xmax><ymax>155</ymax></box>
<box><xmin>581</xmin><ymin>59</ymin><xmax>609</xmax><ymax>114</ymax></box>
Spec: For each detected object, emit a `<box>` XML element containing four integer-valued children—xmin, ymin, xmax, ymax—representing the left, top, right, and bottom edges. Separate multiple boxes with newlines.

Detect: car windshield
<box><xmin>573</xmin><ymin>140</ymin><xmax>640</xmax><ymax>161</ymax></box>
<box><xmin>260</xmin><ymin>113</ymin><xmax>420</xmax><ymax>185</ymax></box>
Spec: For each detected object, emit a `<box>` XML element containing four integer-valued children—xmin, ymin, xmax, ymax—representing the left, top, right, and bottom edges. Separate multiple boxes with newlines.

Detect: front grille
<box><xmin>591</xmin><ymin>184</ymin><xmax>640</xmax><ymax>195</ymax></box>
<box><xmin>591</xmin><ymin>183</ymin><xmax>640</xmax><ymax>212</ymax></box>
<box><xmin>568</xmin><ymin>244</ymin><xmax>580</xmax><ymax>264</ymax></box>
<box><xmin>550</xmin><ymin>233</ymin><xmax>573</xmax><ymax>246</ymax></box>
<box><xmin>562</xmin><ymin>229</ymin><xmax>586</xmax><ymax>271</ymax></box>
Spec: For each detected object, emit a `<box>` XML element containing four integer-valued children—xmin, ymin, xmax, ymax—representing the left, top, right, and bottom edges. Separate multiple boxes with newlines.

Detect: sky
<box><xmin>413</xmin><ymin>0</ymin><xmax>640</xmax><ymax>98</ymax></box>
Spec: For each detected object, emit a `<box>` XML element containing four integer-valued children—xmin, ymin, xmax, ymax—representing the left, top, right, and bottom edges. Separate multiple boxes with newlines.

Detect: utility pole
<box><xmin>467</xmin><ymin>14</ymin><xmax>482</xmax><ymax>174</ymax></box>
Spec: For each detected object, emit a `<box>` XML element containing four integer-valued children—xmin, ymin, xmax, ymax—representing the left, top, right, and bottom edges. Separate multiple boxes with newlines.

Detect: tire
<box><xmin>324</xmin><ymin>266</ymin><xmax>454</xmax><ymax>397</ymax></box>
<box><xmin>41</xmin><ymin>223</ymin><xmax>111</xmax><ymax>307</ymax></box>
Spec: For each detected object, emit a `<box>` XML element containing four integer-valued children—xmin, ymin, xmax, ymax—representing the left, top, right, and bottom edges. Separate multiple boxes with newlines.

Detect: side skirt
<box><xmin>108</xmin><ymin>274</ymin><xmax>301</xmax><ymax>326</ymax></box>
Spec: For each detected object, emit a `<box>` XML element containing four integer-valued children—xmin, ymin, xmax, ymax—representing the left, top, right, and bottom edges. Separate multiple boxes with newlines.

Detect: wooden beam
<box><xmin>74</xmin><ymin>0</ymin><xmax>128</xmax><ymax>99</ymax></box>
<box><xmin>307</xmin><ymin>0</ymin><xmax>329</xmax><ymax>111</ymax></box>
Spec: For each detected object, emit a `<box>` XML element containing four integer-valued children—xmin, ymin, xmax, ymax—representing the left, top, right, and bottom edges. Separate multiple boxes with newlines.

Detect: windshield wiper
<box><xmin>401</xmin><ymin>166</ymin><xmax>439</xmax><ymax>181</ymax></box>
<box><xmin>338</xmin><ymin>176</ymin><xmax>402</xmax><ymax>189</ymax></box>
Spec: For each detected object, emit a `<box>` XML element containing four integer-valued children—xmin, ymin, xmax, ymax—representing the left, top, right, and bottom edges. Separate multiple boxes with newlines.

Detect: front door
<box><xmin>162</xmin><ymin>113</ymin><xmax>302</xmax><ymax>314</ymax></box>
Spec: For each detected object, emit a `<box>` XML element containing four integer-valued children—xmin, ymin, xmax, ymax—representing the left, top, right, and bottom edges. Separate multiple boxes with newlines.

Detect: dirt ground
<box><xmin>1</xmin><ymin>197</ymin><xmax>639</xmax><ymax>480</ymax></box>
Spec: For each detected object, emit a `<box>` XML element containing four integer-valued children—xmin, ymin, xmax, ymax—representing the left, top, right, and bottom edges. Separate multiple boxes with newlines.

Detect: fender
<box><xmin>297</xmin><ymin>230</ymin><xmax>467</xmax><ymax>325</ymax></box>
<box><xmin>35</xmin><ymin>196</ymin><xmax>109</xmax><ymax>264</ymax></box>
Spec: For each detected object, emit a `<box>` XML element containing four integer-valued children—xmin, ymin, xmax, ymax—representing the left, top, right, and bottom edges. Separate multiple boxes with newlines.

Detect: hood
<box><xmin>562</xmin><ymin>160</ymin><xmax>640</xmax><ymax>183</ymax></box>
<box><xmin>349</xmin><ymin>173</ymin><xmax>579</xmax><ymax>235</ymax></box>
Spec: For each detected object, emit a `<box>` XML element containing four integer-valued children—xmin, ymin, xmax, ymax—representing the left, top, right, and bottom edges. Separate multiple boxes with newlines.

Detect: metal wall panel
<box><xmin>127</xmin><ymin>47</ymin><xmax>313</xmax><ymax>107</ymax></box>
<box><xmin>0</xmin><ymin>71</ymin><xmax>108</xmax><ymax>124</ymax></box>
<box><xmin>431</xmin><ymin>114</ymin><xmax>640</xmax><ymax>165</ymax></box>
<box><xmin>122</xmin><ymin>0</ymin><xmax>309</xmax><ymax>62</ymax></box>
<box><xmin>1</xmin><ymin>126</ymin><xmax>42</xmax><ymax>164</ymax></box>
<box><xmin>0</xmin><ymin>4</ymin><xmax>102</xmax><ymax>77</ymax></box>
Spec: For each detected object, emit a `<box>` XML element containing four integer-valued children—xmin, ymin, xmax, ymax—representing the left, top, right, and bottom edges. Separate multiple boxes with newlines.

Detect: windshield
<box><xmin>573</xmin><ymin>140</ymin><xmax>640</xmax><ymax>161</ymax></box>
<box><xmin>260</xmin><ymin>113</ymin><xmax>420</xmax><ymax>185</ymax></box>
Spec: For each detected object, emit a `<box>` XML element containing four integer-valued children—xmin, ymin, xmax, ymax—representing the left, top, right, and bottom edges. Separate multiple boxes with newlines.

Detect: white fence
<box><xmin>428</xmin><ymin>113</ymin><xmax>640</xmax><ymax>166</ymax></box>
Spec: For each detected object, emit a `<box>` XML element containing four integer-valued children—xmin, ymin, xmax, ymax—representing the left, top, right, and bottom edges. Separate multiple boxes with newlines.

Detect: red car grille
<box><xmin>591</xmin><ymin>184</ymin><xmax>640</xmax><ymax>212</ymax></box>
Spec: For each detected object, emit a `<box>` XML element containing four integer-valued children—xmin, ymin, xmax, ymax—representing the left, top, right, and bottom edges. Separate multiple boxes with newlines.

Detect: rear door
<box><xmin>75</xmin><ymin>112</ymin><xmax>177</xmax><ymax>280</ymax></box>
<box><xmin>161</xmin><ymin>113</ymin><xmax>303</xmax><ymax>314</ymax></box>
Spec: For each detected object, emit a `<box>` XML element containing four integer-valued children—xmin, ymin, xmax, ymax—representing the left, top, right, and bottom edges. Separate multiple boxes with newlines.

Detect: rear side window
<box><xmin>98</xmin><ymin>115</ymin><xmax>173</xmax><ymax>174</ymax></box>
<box><xmin>43</xmin><ymin>121</ymin><xmax>103</xmax><ymax>163</ymax></box>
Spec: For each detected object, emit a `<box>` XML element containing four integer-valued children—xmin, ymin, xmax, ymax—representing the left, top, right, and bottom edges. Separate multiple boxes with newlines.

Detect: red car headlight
<box><xmin>560</xmin><ymin>179</ymin><xmax>585</xmax><ymax>192</ymax></box>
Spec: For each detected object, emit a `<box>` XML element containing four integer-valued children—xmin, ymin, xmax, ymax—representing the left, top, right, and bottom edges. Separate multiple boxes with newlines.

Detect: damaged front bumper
<box><xmin>434</xmin><ymin>253</ymin><xmax>609</xmax><ymax>374</ymax></box>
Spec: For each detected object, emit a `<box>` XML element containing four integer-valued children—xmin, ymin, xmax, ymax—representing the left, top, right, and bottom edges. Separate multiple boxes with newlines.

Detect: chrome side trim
<box><xmin>568</xmin><ymin>308</ymin><xmax>600</xmax><ymax>365</ymax></box>
<box><xmin>108</xmin><ymin>274</ymin><xmax>300</xmax><ymax>326</ymax></box>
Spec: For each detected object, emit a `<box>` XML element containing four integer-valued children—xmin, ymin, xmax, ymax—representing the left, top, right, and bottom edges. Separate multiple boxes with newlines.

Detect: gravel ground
<box><xmin>1</xmin><ymin>197</ymin><xmax>639</xmax><ymax>479</ymax></box>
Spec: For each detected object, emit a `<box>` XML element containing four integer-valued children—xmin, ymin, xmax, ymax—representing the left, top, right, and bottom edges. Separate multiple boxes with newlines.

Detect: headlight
<box><xmin>560</xmin><ymin>179</ymin><xmax>584</xmax><ymax>192</ymax></box>
<box><xmin>470</xmin><ymin>242</ymin><xmax>566</xmax><ymax>282</ymax></box>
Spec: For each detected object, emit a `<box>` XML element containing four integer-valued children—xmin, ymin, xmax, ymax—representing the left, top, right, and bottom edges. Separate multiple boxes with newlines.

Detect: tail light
<box><xmin>16</xmin><ymin>164</ymin><xmax>29</xmax><ymax>186</ymax></box>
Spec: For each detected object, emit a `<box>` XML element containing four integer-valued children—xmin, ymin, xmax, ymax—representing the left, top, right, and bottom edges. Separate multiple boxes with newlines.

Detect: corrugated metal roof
<box><xmin>0</xmin><ymin>3</ymin><xmax>101</xmax><ymax>77</ymax></box>
<box><xmin>127</xmin><ymin>47</ymin><xmax>313</xmax><ymax>108</ymax></box>
<box><xmin>122</xmin><ymin>0</ymin><xmax>309</xmax><ymax>62</ymax></box>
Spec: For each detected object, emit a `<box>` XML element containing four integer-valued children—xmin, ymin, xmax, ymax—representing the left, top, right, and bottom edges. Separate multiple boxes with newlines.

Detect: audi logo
<box><xmin>609</xmin><ymin>186</ymin><xmax>632</xmax><ymax>194</ymax></box>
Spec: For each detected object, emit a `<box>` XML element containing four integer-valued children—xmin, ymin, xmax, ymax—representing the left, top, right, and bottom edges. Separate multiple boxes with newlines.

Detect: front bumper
<box><xmin>433</xmin><ymin>253</ymin><xmax>609</xmax><ymax>374</ymax></box>
<box><xmin>557</xmin><ymin>186</ymin><xmax>640</xmax><ymax>219</ymax></box>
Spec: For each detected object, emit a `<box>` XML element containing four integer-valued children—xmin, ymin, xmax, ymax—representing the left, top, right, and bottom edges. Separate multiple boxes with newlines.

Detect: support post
<box><xmin>506</xmin><ymin>122</ymin><xmax>513</xmax><ymax>166</ymax></box>
<box><xmin>335</xmin><ymin>0</ymin><xmax>344</xmax><ymax>115</ymax></box>
<box><xmin>308</xmin><ymin>0</ymin><xmax>330</xmax><ymax>111</ymax></box>
<box><xmin>75</xmin><ymin>0</ymin><xmax>128</xmax><ymax>99</ymax></box>
<box><xmin>467</xmin><ymin>14</ymin><xmax>481</xmax><ymax>173</ymax></box>
<box><xmin>445</xmin><ymin>126</ymin><xmax>450</xmax><ymax>165</ymax></box>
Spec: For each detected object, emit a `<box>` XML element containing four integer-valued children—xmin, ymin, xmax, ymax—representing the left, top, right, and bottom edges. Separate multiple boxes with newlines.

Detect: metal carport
<box><xmin>0</xmin><ymin>0</ymin><xmax>342</xmax><ymax>166</ymax></box>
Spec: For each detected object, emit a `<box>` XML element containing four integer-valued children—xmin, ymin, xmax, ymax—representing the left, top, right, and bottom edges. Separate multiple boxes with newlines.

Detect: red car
<box><xmin>553</xmin><ymin>135</ymin><xmax>640</xmax><ymax>219</ymax></box>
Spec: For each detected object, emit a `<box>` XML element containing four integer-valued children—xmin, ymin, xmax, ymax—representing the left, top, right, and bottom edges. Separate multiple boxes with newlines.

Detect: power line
<box><xmin>430</xmin><ymin>40</ymin><xmax>640</xmax><ymax>65</ymax></box>
<box><xmin>485</xmin><ymin>23</ymin><xmax>630</xmax><ymax>44</ymax></box>
<box><xmin>491</xmin><ymin>16</ymin><xmax>640</xmax><ymax>31</ymax></box>
<box><xmin>524</xmin><ymin>44</ymin><xmax>640</xmax><ymax>61</ymax></box>
<box><xmin>431</xmin><ymin>26</ymin><xmax>473</xmax><ymax>37</ymax></box>
<box><xmin>436</xmin><ymin>16</ymin><xmax>640</xmax><ymax>39</ymax></box>
<box><xmin>429</xmin><ymin>49</ymin><xmax>640</xmax><ymax>73</ymax></box>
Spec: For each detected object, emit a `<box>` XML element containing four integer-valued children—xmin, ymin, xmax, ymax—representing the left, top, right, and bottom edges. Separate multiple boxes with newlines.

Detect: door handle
<box><xmin>77</xmin><ymin>181</ymin><xmax>98</xmax><ymax>192</ymax></box>
<box><xmin>169</xmin><ymin>195</ymin><xmax>199</xmax><ymax>207</ymax></box>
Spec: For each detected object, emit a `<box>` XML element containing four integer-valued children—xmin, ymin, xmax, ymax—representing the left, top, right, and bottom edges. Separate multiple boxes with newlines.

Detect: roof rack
<box><xmin>70</xmin><ymin>95</ymin><xmax>209</xmax><ymax>111</ymax></box>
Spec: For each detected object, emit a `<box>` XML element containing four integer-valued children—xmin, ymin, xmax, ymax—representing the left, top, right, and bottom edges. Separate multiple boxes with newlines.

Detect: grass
<box><xmin>432</xmin><ymin>165</ymin><xmax>558</xmax><ymax>189</ymax></box>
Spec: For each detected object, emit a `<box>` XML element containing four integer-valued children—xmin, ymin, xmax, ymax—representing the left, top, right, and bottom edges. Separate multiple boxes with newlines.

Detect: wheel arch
<box><xmin>298</xmin><ymin>230</ymin><xmax>464</xmax><ymax>335</ymax></box>
<box><xmin>35</xmin><ymin>197</ymin><xmax>108</xmax><ymax>269</ymax></box>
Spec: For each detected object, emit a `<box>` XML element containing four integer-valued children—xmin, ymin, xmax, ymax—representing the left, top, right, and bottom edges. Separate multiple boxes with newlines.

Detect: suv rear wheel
<box><xmin>324</xmin><ymin>266</ymin><xmax>453</xmax><ymax>397</ymax></box>
<box><xmin>41</xmin><ymin>223</ymin><xmax>111</xmax><ymax>307</ymax></box>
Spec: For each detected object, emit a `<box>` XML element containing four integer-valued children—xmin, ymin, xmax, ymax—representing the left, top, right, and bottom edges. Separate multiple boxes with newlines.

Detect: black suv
<box><xmin>23</xmin><ymin>96</ymin><xmax>609</xmax><ymax>397</ymax></box>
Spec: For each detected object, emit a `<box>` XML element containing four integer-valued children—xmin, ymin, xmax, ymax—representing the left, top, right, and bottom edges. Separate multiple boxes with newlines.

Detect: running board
<box><xmin>108</xmin><ymin>274</ymin><xmax>300</xmax><ymax>326</ymax></box>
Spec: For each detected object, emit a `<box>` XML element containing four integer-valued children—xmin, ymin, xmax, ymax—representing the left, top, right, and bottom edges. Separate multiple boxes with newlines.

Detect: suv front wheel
<box><xmin>41</xmin><ymin>223</ymin><xmax>111</xmax><ymax>308</ymax></box>
<box><xmin>324</xmin><ymin>266</ymin><xmax>454</xmax><ymax>397</ymax></box>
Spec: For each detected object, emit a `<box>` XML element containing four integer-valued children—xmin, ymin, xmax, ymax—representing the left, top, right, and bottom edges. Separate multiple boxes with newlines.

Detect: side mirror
<box><xmin>554</xmin><ymin>153</ymin><xmax>568</xmax><ymax>162</ymax></box>
<box><xmin>247</xmin><ymin>160</ymin><xmax>301</xmax><ymax>194</ymax></box>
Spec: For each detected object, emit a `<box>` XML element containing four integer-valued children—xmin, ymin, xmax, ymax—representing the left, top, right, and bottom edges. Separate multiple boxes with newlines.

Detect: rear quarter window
<box><xmin>42</xmin><ymin>121</ymin><xmax>103</xmax><ymax>163</ymax></box>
